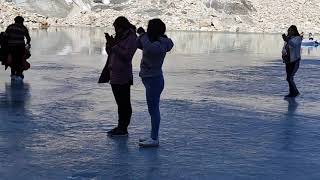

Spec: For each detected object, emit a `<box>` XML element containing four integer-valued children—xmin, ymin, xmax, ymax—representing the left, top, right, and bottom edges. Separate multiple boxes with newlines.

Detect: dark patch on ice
<box><xmin>32</xmin><ymin>64</ymin><xmax>77</xmax><ymax>71</ymax></box>
<box><xmin>70</xmin><ymin>171</ymin><xmax>98</xmax><ymax>179</ymax></box>
<box><xmin>200</xmin><ymin>59</ymin><xmax>320</xmax><ymax>101</ymax></box>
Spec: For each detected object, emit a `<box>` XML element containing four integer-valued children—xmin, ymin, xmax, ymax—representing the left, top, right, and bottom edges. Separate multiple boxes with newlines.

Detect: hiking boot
<box><xmin>285</xmin><ymin>92</ymin><xmax>300</xmax><ymax>98</ymax></box>
<box><xmin>139</xmin><ymin>136</ymin><xmax>148</xmax><ymax>142</ymax></box>
<box><xmin>107</xmin><ymin>127</ymin><xmax>128</xmax><ymax>137</ymax></box>
<box><xmin>15</xmin><ymin>76</ymin><xmax>23</xmax><ymax>81</ymax></box>
<box><xmin>10</xmin><ymin>74</ymin><xmax>17</xmax><ymax>80</ymax></box>
<box><xmin>139</xmin><ymin>138</ymin><xmax>159</xmax><ymax>147</ymax></box>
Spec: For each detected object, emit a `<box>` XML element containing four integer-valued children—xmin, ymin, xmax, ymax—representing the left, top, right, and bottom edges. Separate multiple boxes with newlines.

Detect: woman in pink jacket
<box><xmin>100</xmin><ymin>16</ymin><xmax>137</xmax><ymax>136</ymax></box>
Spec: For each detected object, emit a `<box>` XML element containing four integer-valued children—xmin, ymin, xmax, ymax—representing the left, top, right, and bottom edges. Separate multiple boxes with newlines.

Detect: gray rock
<box><xmin>137</xmin><ymin>8</ymin><xmax>163</xmax><ymax>17</ymax></box>
<box><xmin>110</xmin><ymin>0</ymin><xmax>129</xmax><ymax>4</ymax></box>
<box><xmin>204</xmin><ymin>0</ymin><xmax>255</xmax><ymax>15</ymax></box>
<box><xmin>181</xmin><ymin>10</ymin><xmax>187</xmax><ymax>14</ymax></box>
<box><xmin>93</xmin><ymin>0</ymin><xmax>103</xmax><ymax>3</ymax></box>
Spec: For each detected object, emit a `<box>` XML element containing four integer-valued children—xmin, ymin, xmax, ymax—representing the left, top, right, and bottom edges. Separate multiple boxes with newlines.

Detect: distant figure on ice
<box><xmin>99</xmin><ymin>16</ymin><xmax>137</xmax><ymax>136</ymax></box>
<box><xmin>4</xmin><ymin>16</ymin><xmax>31</xmax><ymax>81</ymax></box>
<box><xmin>137</xmin><ymin>19</ymin><xmax>174</xmax><ymax>147</ymax></box>
<box><xmin>282</xmin><ymin>25</ymin><xmax>302</xmax><ymax>98</ymax></box>
<box><xmin>308</xmin><ymin>33</ymin><xmax>314</xmax><ymax>40</ymax></box>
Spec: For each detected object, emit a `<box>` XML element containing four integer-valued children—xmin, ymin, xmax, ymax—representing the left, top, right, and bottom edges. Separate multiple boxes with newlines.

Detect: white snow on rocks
<box><xmin>0</xmin><ymin>0</ymin><xmax>319</xmax><ymax>33</ymax></box>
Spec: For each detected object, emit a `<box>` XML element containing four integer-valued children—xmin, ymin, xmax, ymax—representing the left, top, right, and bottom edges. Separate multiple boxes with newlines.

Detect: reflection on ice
<box><xmin>301</xmin><ymin>46</ymin><xmax>320</xmax><ymax>56</ymax></box>
<box><xmin>1</xmin><ymin>82</ymin><xmax>31</xmax><ymax>108</ymax></box>
<box><xmin>285</xmin><ymin>98</ymin><xmax>299</xmax><ymax>117</ymax></box>
<box><xmin>29</xmin><ymin>28</ymin><xmax>320</xmax><ymax>59</ymax></box>
<box><xmin>57</xmin><ymin>45</ymin><xmax>73</xmax><ymax>56</ymax></box>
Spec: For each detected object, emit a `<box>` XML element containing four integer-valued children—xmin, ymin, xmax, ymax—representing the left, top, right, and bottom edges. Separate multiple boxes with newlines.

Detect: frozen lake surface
<box><xmin>0</xmin><ymin>28</ymin><xmax>320</xmax><ymax>179</ymax></box>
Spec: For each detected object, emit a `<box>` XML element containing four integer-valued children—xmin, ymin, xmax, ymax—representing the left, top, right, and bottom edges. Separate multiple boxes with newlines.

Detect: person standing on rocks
<box><xmin>100</xmin><ymin>16</ymin><xmax>137</xmax><ymax>136</ymax></box>
<box><xmin>137</xmin><ymin>19</ymin><xmax>174</xmax><ymax>147</ymax></box>
<box><xmin>282</xmin><ymin>25</ymin><xmax>302</xmax><ymax>98</ymax></box>
<box><xmin>5</xmin><ymin>16</ymin><xmax>31</xmax><ymax>80</ymax></box>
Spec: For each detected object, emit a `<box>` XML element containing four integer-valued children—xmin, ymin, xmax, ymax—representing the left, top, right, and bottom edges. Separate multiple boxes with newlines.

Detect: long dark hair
<box><xmin>288</xmin><ymin>25</ymin><xmax>300</xmax><ymax>37</ymax></box>
<box><xmin>147</xmin><ymin>18</ymin><xmax>166</xmax><ymax>42</ymax></box>
<box><xmin>113</xmin><ymin>16</ymin><xmax>136</xmax><ymax>31</ymax></box>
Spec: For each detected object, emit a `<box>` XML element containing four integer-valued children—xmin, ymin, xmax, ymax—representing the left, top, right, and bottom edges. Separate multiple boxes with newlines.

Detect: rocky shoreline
<box><xmin>0</xmin><ymin>0</ymin><xmax>319</xmax><ymax>34</ymax></box>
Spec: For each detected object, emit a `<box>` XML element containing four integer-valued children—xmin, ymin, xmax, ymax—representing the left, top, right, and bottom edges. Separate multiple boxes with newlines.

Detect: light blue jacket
<box><xmin>137</xmin><ymin>34</ymin><xmax>174</xmax><ymax>78</ymax></box>
<box><xmin>288</xmin><ymin>36</ymin><xmax>302</xmax><ymax>63</ymax></box>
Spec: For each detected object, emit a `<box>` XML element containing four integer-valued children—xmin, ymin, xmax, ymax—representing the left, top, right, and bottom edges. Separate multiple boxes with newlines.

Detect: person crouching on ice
<box><xmin>137</xmin><ymin>19</ymin><xmax>174</xmax><ymax>147</ymax></box>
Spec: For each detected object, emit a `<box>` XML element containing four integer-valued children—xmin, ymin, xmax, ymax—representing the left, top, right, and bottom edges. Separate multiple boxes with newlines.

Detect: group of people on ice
<box><xmin>0</xmin><ymin>15</ymin><xmax>304</xmax><ymax>147</ymax></box>
<box><xmin>98</xmin><ymin>16</ymin><xmax>174</xmax><ymax>147</ymax></box>
<box><xmin>0</xmin><ymin>16</ymin><xmax>174</xmax><ymax>147</ymax></box>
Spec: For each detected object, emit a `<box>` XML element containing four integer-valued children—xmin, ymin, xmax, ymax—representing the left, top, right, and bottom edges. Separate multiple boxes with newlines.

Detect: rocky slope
<box><xmin>0</xmin><ymin>0</ymin><xmax>319</xmax><ymax>33</ymax></box>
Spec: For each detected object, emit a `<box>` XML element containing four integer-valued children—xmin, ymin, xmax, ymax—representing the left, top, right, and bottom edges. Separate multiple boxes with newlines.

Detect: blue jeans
<box><xmin>142</xmin><ymin>75</ymin><xmax>164</xmax><ymax>140</ymax></box>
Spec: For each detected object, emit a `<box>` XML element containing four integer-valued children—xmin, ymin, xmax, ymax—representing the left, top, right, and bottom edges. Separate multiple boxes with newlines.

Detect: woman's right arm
<box><xmin>160</xmin><ymin>37</ymin><xmax>174</xmax><ymax>52</ymax></box>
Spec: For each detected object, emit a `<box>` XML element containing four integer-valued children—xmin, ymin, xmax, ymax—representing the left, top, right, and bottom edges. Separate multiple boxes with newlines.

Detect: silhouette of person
<box><xmin>285</xmin><ymin>98</ymin><xmax>299</xmax><ymax>117</ymax></box>
<box><xmin>5</xmin><ymin>16</ymin><xmax>31</xmax><ymax>80</ymax></box>
<box><xmin>101</xmin><ymin>16</ymin><xmax>137</xmax><ymax>137</ymax></box>
<box><xmin>282</xmin><ymin>25</ymin><xmax>302</xmax><ymax>98</ymax></box>
<box><xmin>308</xmin><ymin>33</ymin><xmax>314</xmax><ymax>40</ymax></box>
<box><xmin>137</xmin><ymin>19</ymin><xmax>174</xmax><ymax>147</ymax></box>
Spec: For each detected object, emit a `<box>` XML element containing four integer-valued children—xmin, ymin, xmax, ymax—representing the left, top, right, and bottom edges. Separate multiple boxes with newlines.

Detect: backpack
<box><xmin>282</xmin><ymin>42</ymin><xmax>290</xmax><ymax>63</ymax></box>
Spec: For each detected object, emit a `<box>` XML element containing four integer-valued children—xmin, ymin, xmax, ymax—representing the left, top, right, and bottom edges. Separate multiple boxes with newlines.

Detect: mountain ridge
<box><xmin>0</xmin><ymin>0</ymin><xmax>319</xmax><ymax>33</ymax></box>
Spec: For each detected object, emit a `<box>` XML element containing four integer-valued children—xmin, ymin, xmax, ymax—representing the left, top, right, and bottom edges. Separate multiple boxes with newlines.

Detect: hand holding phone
<box><xmin>282</xmin><ymin>33</ymin><xmax>288</xmax><ymax>41</ymax></box>
<box><xmin>105</xmin><ymin>32</ymin><xmax>115</xmax><ymax>46</ymax></box>
<box><xmin>137</xmin><ymin>27</ymin><xmax>145</xmax><ymax>35</ymax></box>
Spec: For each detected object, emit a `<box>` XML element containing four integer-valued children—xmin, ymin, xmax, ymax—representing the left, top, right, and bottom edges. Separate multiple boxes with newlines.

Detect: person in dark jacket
<box><xmin>103</xmin><ymin>16</ymin><xmax>137</xmax><ymax>136</ymax></box>
<box><xmin>137</xmin><ymin>19</ymin><xmax>174</xmax><ymax>147</ymax></box>
<box><xmin>282</xmin><ymin>25</ymin><xmax>302</xmax><ymax>98</ymax></box>
<box><xmin>5</xmin><ymin>16</ymin><xmax>31</xmax><ymax>80</ymax></box>
<box><xmin>0</xmin><ymin>32</ymin><xmax>8</xmax><ymax>64</ymax></box>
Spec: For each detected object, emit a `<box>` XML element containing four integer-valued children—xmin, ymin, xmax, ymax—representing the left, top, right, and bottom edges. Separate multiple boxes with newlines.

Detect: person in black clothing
<box><xmin>102</xmin><ymin>17</ymin><xmax>137</xmax><ymax>137</ymax></box>
<box><xmin>282</xmin><ymin>25</ymin><xmax>302</xmax><ymax>98</ymax></box>
<box><xmin>5</xmin><ymin>16</ymin><xmax>31</xmax><ymax>80</ymax></box>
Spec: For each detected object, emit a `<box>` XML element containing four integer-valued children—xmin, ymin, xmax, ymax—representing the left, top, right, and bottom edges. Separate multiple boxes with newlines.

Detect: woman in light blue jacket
<box><xmin>137</xmin><ymin>19</ymin><xmax>174</xmax><ymax>147</ymax></box>
<box><xmin>282</xmin><ymin>25</ymin><xmax>302</xmax><ymax>98</ymax></box>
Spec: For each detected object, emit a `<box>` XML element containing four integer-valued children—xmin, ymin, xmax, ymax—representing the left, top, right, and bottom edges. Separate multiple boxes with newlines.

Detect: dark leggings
<box><xmin>285</xmin><ymin>60</ymin><xmax>300</xmax><ymax>95</ymax></box>
<box><xmin>111</xmin><ymin>84</ymin><xmax>132</xmax><ymax>131</ymax></box>
<box><xmin>9</xmin><ymin>46</ymin><xmax>25</xmax><ymax>76</ymax></box>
